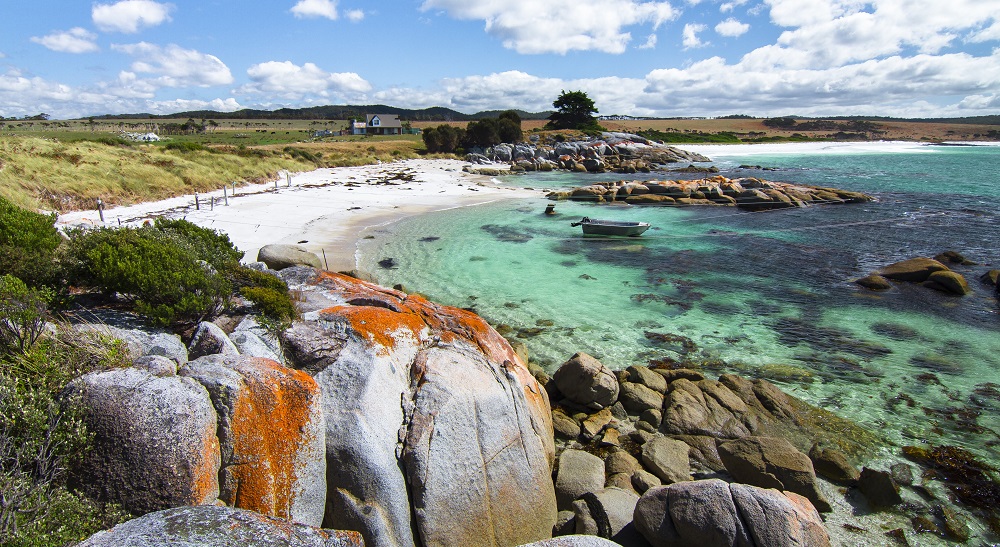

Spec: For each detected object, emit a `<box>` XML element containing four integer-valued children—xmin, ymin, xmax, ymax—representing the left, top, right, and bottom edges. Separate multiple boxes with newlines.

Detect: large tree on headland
<box><xmin>546</xmin><ymin>90</ymin><xmax>603</xmax><ymax>131</ymax></box>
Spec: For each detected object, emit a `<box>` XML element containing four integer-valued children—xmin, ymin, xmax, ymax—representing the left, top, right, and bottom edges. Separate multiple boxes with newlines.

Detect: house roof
<box><xmin>366</xmin><ymin>114</ymin><xmax>402</xmax><ymax>128</ymax></box>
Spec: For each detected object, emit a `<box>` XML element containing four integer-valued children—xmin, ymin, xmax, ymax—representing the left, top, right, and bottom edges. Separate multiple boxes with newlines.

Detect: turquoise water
<box><xmin>357</xmin><ymin>142</ymin><xmax>1000</xmax><ymax>467</ymax></box>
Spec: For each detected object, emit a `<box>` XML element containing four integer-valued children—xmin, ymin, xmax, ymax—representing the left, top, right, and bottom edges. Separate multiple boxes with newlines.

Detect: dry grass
<box><xmin>0</xmin><ymin>137</ymin><xmax>317</xmax><ymax>211</ymax></box>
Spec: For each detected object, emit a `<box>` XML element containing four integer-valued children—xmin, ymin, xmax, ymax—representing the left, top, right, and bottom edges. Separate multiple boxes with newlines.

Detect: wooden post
<box><xmin>210</xmin><ymin>195</ymin><xmax>214</xmax><ymax>210</ymax></box>
<box><xmin>322</xmin><ymin>249</ymin><xmax>329</xmax><ymax>271</ymax></box>
<box><xmin>195</xmin><ymin>193</ymin><xmax>200</xmax><ymax>210</ymax></box>
<box><xmin>287</xmin><ymin>172</ymin><xmax>292</xmax><ymax>187</ymax></box>
<box><xmin>223</xmin><ymin>186</ymin><xmax>228</xmax><ymax>206</ymax></box>
<box><xmin>96</xmin><ymin>198</ymin><xmax>104</xmax><ymax>222</ymax></box>
<box><xmin>275</xmin><ymin>178</ymin><xmax>279</xmax><ymax>190</ymax></box>
<box><xmin>233</xmin><ymin>182</ymin><xmax>237</xmax><ymax>195</ymax></box>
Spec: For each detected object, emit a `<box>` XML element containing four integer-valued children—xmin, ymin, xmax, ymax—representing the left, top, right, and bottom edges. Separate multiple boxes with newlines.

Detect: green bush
<box><xmin>226</xmin><ymin>265</ymin><xmax>297</xmax><ymax>324</ymax></box>
<box><xmin>64</xmin><ymin>226</ymin><xmax>230</xmax><ymax>327</ymax></box>
<box><xmin>163</xmin><ymin>141</ymin><xmax>205</xmax><ymax>152</ymax></box>
<box><xmin>152</xmin><ymin>218</ymin><xmax>243</xmax><ymax>270</ymax></box>
<box><xmin>0</xmin><ymin>275</ymin><xmax>52</xmax><ymax>355</ymax></box>
<box><xmin>0</xmin><ymin>196</ymin><xmax>62</xmax><ymax>288</ymax></box>
<box><xmin>240</xmin><ymin>286</ymin><xmax>297</xmax><ymax>323</ymax></box>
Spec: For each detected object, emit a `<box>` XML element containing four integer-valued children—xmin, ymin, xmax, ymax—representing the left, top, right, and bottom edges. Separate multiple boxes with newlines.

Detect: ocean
<box><xmin>357</xmin><ymin>141</ymin><xmax>1000</xmax><ymax>474</ymax></box>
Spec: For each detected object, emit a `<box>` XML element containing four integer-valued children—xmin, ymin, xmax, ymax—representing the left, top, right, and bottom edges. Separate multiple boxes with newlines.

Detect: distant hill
<box><xmin>93</xmin><ymin>105</ymin><xmax>553</xmax><ymax>122</ymax></box>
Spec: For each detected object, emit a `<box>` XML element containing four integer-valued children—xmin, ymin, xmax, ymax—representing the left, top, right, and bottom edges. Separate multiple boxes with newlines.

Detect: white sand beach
<box><xmin>57</xmin><ymin>159</ymin><xmax>541</xmax><ymax>272</ymax></box>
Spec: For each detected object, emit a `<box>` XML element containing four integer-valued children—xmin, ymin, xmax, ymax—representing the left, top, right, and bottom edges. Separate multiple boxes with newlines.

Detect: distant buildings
<box><xmin>313</xmin><ymin>114</ymin><xmax>419</xmax><ymax>138</ymax></box>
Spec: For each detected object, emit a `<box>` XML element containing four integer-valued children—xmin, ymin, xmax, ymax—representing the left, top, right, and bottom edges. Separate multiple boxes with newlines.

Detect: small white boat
<box><xmin>571</xmin><ymin>217</ymin><xmax>651</xmax><ymax>237</ymax></box>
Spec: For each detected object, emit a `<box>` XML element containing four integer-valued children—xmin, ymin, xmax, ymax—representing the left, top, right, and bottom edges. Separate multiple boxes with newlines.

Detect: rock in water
<box><xmin>552</xmin><ymin>352</ymin><xmax>620</xmax><ymax>409</ymax></box>
<box><xmin>925</xmin><ymin>270</ymin><xmax>972</xmax><ymax>295</ymax></box>
<box><xmin>180</xmin><ymin>355</ymin><xmax>326</xmax><ymax>526</ymax></box>
<box><xmin>67</xmin><ymin>368</ymin><xmax>220</xmax><ymax>515</ymax></box>
<box><xmin>281</xmin><ymin>269</ymin><xmax>556</xmax><ymax>547</ymax></box>
<box><xmin>258</xmin><ymin>244</ymin><xmax>323</xmax><ymax>270</ymax></box>
<box><xmin>877</xmin><ymin>257</ymin><xmax>950</xmax><ymax>282</ymax></box>
<box><xmin>79</xmin><ymin>505</ymin><xmax>363</xmax><ymax>547</ymax></box>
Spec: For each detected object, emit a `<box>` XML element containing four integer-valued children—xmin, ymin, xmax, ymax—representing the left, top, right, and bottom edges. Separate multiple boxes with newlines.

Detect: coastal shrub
<box><xmin>151</xmin><ymin>218</ymin><xmax>243</xmax><ymax>270</ymax></box>
<box><xmin>464</xmin><ymin>118</ymin><xmax>502</xmax><ymax>148</ymax></box>
<box><xmin>0</xmin><ymin>275</ymin><xmax>52</xmax><ymax>355</ymax></box>
<box><xmin>64</xmin><ymin>226</ymin><xmax>230</xmax><ymax>326</ymax></box>
<box><xmin>226</xmin><ymin>265</ymin><xmax>297</xmax><ymax>324</ymax></box>
<box><xmin>0</xmin><ymin>327</ymin><xmax>131</xmax><ymax>546</ymax></box>
<box><xmin>0</xmin><ymin>196</ymin><xmax>62</xmax><ymax>288</ymax></box>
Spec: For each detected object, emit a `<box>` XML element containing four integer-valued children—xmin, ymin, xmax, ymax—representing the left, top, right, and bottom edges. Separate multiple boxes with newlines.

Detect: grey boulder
<box><xmin>641</xmin><ymin>436</ymin><xmax>691</xmax><ymax>485</ymax></box>
<box><xmin>556</xmin><ymin>449</ymin><xmax>607</xmax><ymax>511</ymax></box>
<box><xmin>79</xmin><ymin>505</ymin><xmax>363</xmax><ymax>547</ymax></box>
<box><xmin>188</xmin><ymin>321</ymin><xmax>240</xmax><ymax>360</ymax></box>
<box><xmin>553</xmin><ymin>352</ymin><xmax>619</xmax><ymax>409</ymax></box>
<box><xmin>258</xmin><ymin>244</ymin><xmax>323</xmax><ymax>270</ymax></box>
<box><xmin>633</xmin><ymin>479</ymin><xmax>830</xmax><ymax>547</ymax></box>
<box><xmin>67</xmin><ymin>368</ymin><xmax>220</xmax><ymax>515</ymax></box>
<box><xmin>717</xmin><ymin>436</ymin><xmax>831</xmax><ymax>512</ymax></box>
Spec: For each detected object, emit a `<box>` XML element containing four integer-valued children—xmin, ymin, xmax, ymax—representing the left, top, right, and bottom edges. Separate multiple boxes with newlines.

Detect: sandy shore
<box><xmin>57</xmin><ymin>159</ymin><xmax>541</xmax><ymax>272</ymax></box>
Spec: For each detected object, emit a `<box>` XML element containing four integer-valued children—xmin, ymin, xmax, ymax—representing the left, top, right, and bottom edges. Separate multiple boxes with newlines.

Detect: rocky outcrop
<box><xmin>465</xmin><ymin>133</ymin><xmax>708</xmax><ymax>175</ymax></box>
<box><xmin>180</xmin><ymin>355</ymin><xmax>326</xmax><ymax>526</ymax></box>
<box><xmin>280</xmin><ymin>268</ymin><xmax>556</xmax><ymax>547</ymax></box>
<box><xmin>73</xmin><ymin>323</ymin><xmax>188</xmax><ymax>364</ymax></box>
<box><xmin>80</xmin><ymin>506</ymin><xmax>363</xmax><ymax>547</ymax></box>
<box><xmin>258</xmin><ymin>244</ymin><xmax>323</xmax><ymax>270</ymax></box>
<box><xmin>67</xmin><ymin>368</ymin><xmax>221</xmax><ymax>515</ymax></box>
<box><xmin>861</xmin><ymin>255</ymin><xmax>975</xmax><ymax>296</ymax></box>
<box><xmin>548</xmin><ymin>176</ymin><xmax>872</xmax><ymax>211</ymax></box>
<box><xmin>632</xmin><ymin>480</ymin><xmax>830</xmax><ymax>547</ymax></box>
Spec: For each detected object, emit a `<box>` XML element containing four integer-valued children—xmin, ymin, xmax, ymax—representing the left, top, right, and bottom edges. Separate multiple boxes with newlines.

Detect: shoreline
<box><xmin>57</xmin><ymin>159</ymin><xmax>539</xmax><ymax>272</ymax></box>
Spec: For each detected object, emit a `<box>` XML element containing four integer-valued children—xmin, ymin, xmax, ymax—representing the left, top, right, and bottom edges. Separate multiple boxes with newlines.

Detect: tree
<box><xmin>546</xmin><ymin>90</ymin><xmax>602</xmax><ymax>131</ymax></box>
<box><xmin>422</xmin><ymin>124</ymin><xmax>464</xmax><ymax>154</ymax></box>
<box><xmin>463</xmin><ymin>118</ymin><xmax>501</xmax><ymax>149</ymax></box>
<box><xmin>497</xmin><ymin>110</ymin><xmax>523</xmax><ymax>143</ymax></box>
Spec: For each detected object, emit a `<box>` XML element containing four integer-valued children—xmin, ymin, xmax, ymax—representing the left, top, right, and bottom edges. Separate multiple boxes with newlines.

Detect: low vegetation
<box><xmin>0</xmin><ymin>197</ymin><xmax>301</xmax><ymax>545</ymax></box>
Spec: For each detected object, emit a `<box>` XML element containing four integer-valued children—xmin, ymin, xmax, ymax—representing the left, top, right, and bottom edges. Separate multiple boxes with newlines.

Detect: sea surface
<box><xmin>357</xmin><ymin>142</ymin><xmax>1000</xmax><ymax>472</ymax></box>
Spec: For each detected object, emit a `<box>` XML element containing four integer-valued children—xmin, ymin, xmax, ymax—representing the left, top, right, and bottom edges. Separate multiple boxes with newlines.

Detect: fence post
<box><xmin>210</xmin><ymin>195</ymin><xmax>214</xmax><ymax>211</ymax></box>
<box><xmin>322</xmin><ymin>249</ymin><xmax>329</xmax><ymax>271</ymax></box>
<box><xmin>96</xmin><ymin>198</ymin><xmax>104</xmax><ymax>222</ymax></box>
<box><xmin>195</xmin><ymin>193</ymin><xmax>200</xmax><ymax>210</ymax></box>
<box><xmin>287</xmin><ymin>172</ymin><xmax>292</xmax><ymax>187</ymax></box>
<box><xmin>223</xmin><ymin>186</ymin><xmax>228</xmax><ymax>206</ymax></box>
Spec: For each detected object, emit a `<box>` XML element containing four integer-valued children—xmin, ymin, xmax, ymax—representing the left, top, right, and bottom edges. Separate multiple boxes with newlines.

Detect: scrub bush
<box><xmin>0</xmin><ymin>275</ymin><xmax>52</xmax><ymax>355</ymax></box>
<box><xmin>0</xmin><ymin>197</ymin><xmax>62</xmax><ymax>288</ymax></box>
<box><xmin>64</xmin><ymin>221</ymin><xmax>240</xmax><ymax>327</ymax></box>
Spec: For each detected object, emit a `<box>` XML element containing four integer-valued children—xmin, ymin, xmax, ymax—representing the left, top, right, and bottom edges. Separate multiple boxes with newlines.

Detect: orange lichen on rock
<box><xmin>223</xmin><ymin>358</ymin><xmax>320</xmax><ymax>521</ymax></box>
<box><xmin>320</xmin><ymin>304</ymin><xmax>427</xmax><ymax>354</ymax></box>
<box><xmin>191</xmin><ymin>424</ymin><xmax>222</xmax><ymax>506</ymax></box>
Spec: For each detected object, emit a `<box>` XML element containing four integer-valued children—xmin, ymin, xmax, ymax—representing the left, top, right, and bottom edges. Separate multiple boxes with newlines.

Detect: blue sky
<box><xmin>2</xmin><ymin>0</ymin><xmax>999</xmax><ymax>119</ymax></box>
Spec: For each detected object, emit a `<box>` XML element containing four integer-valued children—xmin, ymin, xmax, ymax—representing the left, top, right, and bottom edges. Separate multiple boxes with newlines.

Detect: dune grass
<box><xmin>0</xmin><ymin>137</ymin><xmax>324</xmax><ymax>211</ymax></box>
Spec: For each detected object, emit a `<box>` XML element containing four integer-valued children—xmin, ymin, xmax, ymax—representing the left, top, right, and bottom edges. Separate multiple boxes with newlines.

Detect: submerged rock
<box><xmin>877</xmin><ymin>257</ymin><xmax>950</xmax><ymax>282</ymax></box>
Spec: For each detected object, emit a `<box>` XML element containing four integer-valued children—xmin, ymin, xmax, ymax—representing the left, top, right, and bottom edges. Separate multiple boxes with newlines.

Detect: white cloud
<box><xmin>345</xmin><ymin>9</ymin><xmax>365</xmax><ymax>22</ymax></box>
<box><xmin>291</xmin><ymin>0</ymin><xmax>338</xmax><ymax>20</ymax></box>
<box><xmin>720</xmin><ymin>0</ymin><xmax>748</xmax><ymax>12</ymax></box>
<box><xmin>239</xmin><ymin>61</ymin><xmax>372</xmax><ymax>100</ymax></box>
<box><xmin>93</xmin><ymin>0</ymin><xmax>173</xmax><ymax>33</ymax></box>
<box><xmin>682</xmin><ymin>23</ymin><xmax>708</xmax><ymax>48</ymax></box>
<box><xmin>639</xmin><ymin>34</ymin><xmax>658</xmax><ymax>49</ymax></box>
<box><xmin>419</xmin><ymin>0</ymin><xmax>678</xmax><ymax>54</ymax></box>
<box><xmin>112</xmin><ymin>42</ymin><xmax>233</xmax><ymax>87</ymax></box>
<box><xmin>715</xmin><ymin>17</ymin><xmax>749</xmax><ymax>37</ymax></box>
<box><xmin>968</xmin><ymin>21</ymin><xmax>1000</xmax><ymax>43</ymax></box>
<box><xmin>30</xmin><ymin>28</ymin><xmax>99</xmax><ymax>54</ymax></box>
<box><xmin>761</xmin><ymin>0</ymin><xmax>1000</xmax><ymax>69</ymax></box>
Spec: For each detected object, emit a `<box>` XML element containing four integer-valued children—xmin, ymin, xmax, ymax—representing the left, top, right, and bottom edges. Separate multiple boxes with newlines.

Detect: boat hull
<box><xmin>579</xmin><ymin>220</ymin><xmax>651</xmax><ymax>237</ymax></box>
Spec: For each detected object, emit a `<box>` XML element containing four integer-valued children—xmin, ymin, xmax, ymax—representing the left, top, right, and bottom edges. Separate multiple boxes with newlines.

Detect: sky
<box><xmin>2</xmin><ymin>0</ymin><xmax>999</xmax><ymax>120</ymax></box>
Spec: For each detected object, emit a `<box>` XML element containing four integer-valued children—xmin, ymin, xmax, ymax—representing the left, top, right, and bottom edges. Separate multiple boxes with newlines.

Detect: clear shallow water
<box><xmin>358</xmin><ymin>142</ymin><xmax>1000</xmax><ymax>468</ymax></box>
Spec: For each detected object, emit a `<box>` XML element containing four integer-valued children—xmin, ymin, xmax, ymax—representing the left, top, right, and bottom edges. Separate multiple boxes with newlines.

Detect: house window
<box><xmin>372</xmin><ymin>117</ymin><xmax>380</xmax><ymax>126</ymax></box>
